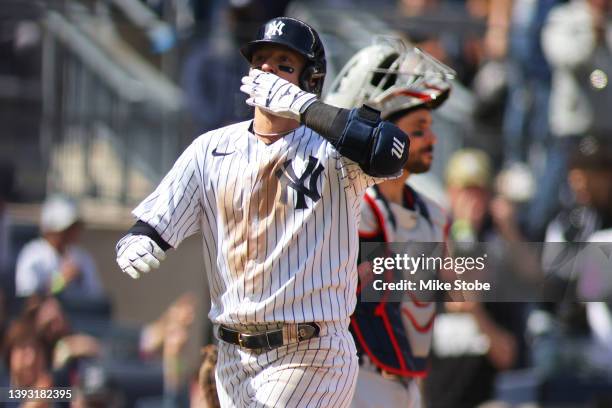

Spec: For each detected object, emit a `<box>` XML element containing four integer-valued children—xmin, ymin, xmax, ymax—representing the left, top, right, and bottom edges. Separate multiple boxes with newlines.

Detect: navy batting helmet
<box><xmin>240</xmin><ymin>17</ymin><xmax>326</xmax><ymax>96</ymax></box>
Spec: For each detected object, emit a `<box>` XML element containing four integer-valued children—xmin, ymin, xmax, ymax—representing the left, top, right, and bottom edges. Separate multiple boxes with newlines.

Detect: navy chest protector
<box><xmin>350</xmin><ymin>185</ymin><xmax>434</xmax><ymax>377</ymax></box>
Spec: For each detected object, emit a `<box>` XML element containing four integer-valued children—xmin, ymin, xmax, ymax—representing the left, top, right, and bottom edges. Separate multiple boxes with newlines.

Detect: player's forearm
<box><xmin>301</xmin><ymin>101</ymin><xmax>409</xmax><ymax>177</ymax></box>
<box><xmin>300</xmin><ymin>100</ymin><xmax>348</xmax><ymax>144</ymax></box>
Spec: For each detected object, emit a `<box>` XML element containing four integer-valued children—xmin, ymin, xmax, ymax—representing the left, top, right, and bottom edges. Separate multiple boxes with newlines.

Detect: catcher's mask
<box><xmin>325</xmin><ymin>37</ymin><xmax>456</xmax><ymax>120</ymax></box>
<box><xmin>241</xmin><ymin>17</ymin><xmax>326</xmax><ymax>96</ymax></box>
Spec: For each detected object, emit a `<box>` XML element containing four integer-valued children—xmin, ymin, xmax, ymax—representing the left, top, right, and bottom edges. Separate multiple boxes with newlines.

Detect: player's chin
<box><xmin>408</xmin><ymin>158</ymin><xmax>433</xmax><ymax>174</ymax></box>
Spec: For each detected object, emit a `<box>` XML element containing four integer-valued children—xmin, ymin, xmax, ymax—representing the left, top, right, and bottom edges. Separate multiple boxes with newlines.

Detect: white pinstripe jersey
<box><xmin>133</xmin><ymin>120</ymin><xmax>380</xmax><ymax>325</ymax></box>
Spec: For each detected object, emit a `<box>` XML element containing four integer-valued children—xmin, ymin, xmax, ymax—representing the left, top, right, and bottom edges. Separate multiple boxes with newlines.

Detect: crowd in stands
<box><xmin>0</xmin><ymin>192</ymin><xmax>205</xmax><ymax>406</ymax></box>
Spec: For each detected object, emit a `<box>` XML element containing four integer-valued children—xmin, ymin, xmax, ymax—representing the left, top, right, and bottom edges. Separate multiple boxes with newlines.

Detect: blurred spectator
<box><xmin>15</xmin><ymin>195</ymin><xmax>104</xmax><ymax>298</ymax></box>
<box><xmin>2</xmin><ymin>319</ymin><xmax>52</xmax><ymax>389</ymax></box>
<box><xmin>494</xmin><ymin>162</ymin><xmax>536</xmax><ymax>208</ymax></box>
<box><xmin>446</xmin><ymin>149</ymin><xmax>494</xmax><ymax>242</ymax></box>
<box><xmin>398</xmin><ymin>0</ymin><xmax>481</xmax><ymax>84</ymax></box>
<box><xmin>490</xmin><ymin>162</ymin><xmax>536</xmax><ymax>243</ymax></box>
<box><xmin>524</xmin><ymin>138</ymin><xmax>612</xmax><ymax>404</ymax></box>
<box><xmin>181</xmin><ymin>1</ymin><xmax>289</xmax><ymax>133</ymax></box>
<box><xmin>543</xmin><ymin>0</ymin><xmax>612</xmax><ymax>141</ymax></box>
<box><xmin>542</xmin><ymin>137</ymin><xmax>612</xmax><ymax>330</ymax></box>
<box><xmin>425</xmin><ymin>148</ymin><xmax>525</xmax><ymax>408</ymax></box>
<box><xmin>545</xmin><ymin>136</ymin><xmax>612</xmax><ymax>247</ymax></box>
<box><xmin>494</xmin><ymin>0</ymin><xmax>559</xmax><ymax>165</ymax></box>
<box><xmin>445</xmin><ymin>149</ymin><xmax>534</xmax><ymax>243</ymax></box>
<box><xmin>71</xmin><ymin>363</ymin><xmax>124</xmax><ymax>408</ymax></box>
<box><xmin>16</xmin><ymin>292</ymin><xmax>198</xmax><ymax>408</ymax></box>
<box><xmin>23</xmin><ymin>296</ymin><xmax>100</xmax><ymax>372</ymax></box>
<box><xmin>139</xmin><ymin>293</ymin><xmax>196</xmax><ymax>405</ymax></box>
<box><xmin>525</xmin><ymin>0</ymin><xmax>612</xmax><ymax>240</ymax></box>
<box><xmin>162</xmin><ymin>295</ymin><xmax>195</xmax><ymax>404</ymax></box>
<box><xmin>139</xmin><ymin>292</ymin><xmax>196</xmax><ymax>357</ymax></box>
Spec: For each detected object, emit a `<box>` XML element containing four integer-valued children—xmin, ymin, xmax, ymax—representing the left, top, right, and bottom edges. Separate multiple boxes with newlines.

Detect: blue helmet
<box><xmin>241</xmin><ymin>17</ymin><xmax>326</xmax><ymax>95</ymax></box>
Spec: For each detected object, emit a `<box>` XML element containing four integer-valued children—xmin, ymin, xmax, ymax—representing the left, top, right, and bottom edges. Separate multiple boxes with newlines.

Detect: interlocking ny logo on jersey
<box><xmin>276</xmin><ymin>156</ymin><xmax>325</xmax><ymax>209</ymax></box>
<box><xmin>391</xmin><ymin>137</ymin><xmax>405</xmax><ymax>159</ymax></box>
<box><xmin>265</xmin><ymin>21</ymin><xmax>285</xmax><ymax>37</ymax></box>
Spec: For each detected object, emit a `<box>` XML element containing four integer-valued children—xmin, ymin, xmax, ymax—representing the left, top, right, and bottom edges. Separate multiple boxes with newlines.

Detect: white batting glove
<box><xmin>240</xmin><ymin>69</ymin><xmax>317</xmax><ymax>121</ymax></box>
<box><xmin>116</xmin><ymin>234</ymin><xmax>166</xmax><ymax>279</ymax></box>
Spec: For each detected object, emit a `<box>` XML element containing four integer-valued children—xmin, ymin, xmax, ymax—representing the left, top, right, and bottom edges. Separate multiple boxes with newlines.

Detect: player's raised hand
<box><xmin>116</xmin><ymin>234</ymin><xmax>166</xmax><ymax>279</ymax></box>
<box><xmin>240</xmin><ymin>69</ymin><xmax>317</xmax><ymax>121</ymax></box>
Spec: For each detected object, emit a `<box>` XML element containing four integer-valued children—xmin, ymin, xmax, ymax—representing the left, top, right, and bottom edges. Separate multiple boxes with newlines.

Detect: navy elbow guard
<box><xmin>336</xmin><ymin>106</ymin><xmax>409</xmax><ymax>177</ymax></box>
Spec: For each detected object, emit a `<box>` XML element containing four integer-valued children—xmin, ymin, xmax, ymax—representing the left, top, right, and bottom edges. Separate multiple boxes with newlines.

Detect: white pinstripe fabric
<box><xmin>132</xmin><ymin>120</ymin><xmax>381</xmax><ymax>406</ymax></box>
<box><xmin>133</xmin><ymin>120</ymin><xmax>379</xmax><ymax>326</ymax></box>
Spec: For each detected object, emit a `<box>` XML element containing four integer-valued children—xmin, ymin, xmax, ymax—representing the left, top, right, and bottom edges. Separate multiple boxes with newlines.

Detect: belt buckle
<box><xmin>237</xmin><ymin>332</ymin><xmax>266</xmax><ymax>349</ymax></box>
<box><xmin>238</xmin><ymin>333</ymin><xmax>247</xmax><ymax>348</ymax></box>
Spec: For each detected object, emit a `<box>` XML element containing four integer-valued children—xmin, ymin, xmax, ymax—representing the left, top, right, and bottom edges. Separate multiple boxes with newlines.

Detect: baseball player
<box><xmin>115</xmin><ymin>17</ymin><xmax>409</xmax><ymax>408</ymax></box>
<box><xmin>325</xmin><ymin>40</ymin><xmax>454</xmax><ymax>407</ymax></box>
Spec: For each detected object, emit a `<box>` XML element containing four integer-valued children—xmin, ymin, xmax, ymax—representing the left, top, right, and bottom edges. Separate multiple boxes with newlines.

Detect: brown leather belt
<box><xmin>217</xmin><ymin>323</ymin><xmax>320</xmax><ymax>350</ymax></box>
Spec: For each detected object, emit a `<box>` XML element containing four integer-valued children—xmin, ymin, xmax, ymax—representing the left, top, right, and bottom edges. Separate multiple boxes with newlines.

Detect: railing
<box><xmin>40</xmin><ymin>4</ymin><xmax>185</xmax><ymax>205</ymax></box>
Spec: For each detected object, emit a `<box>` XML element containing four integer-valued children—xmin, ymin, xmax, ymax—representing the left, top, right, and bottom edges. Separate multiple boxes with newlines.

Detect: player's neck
<box><xmin>378</xmin><ymin>172</ymin><xmax>410</xmax><ymax>205</ymax></box>
<box><xmin>253</xmin><ymin>108</ymin><xmax>301</xmax><ymax>144</ymax></box>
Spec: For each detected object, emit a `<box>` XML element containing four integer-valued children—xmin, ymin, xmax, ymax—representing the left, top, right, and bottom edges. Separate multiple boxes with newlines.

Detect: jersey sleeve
<box><xmin>327</xmin><ymin>142</ymin><xmax>390</xmax><ymax>197</ymax></box>
<box><xmin>132</xmin><ymin>140</ymin><xmax>204</xmax><ymax>248</ymax></box>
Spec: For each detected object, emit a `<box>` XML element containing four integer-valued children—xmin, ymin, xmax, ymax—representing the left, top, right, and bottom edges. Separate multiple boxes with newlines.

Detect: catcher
<box><xmin>326</xmin><ymin>39</ymin><xmax>454</xmax><ymax>407</ymax></box>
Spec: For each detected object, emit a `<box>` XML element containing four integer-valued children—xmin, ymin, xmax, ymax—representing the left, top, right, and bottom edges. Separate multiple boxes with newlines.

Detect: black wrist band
<box><xmin>302</xmin><ymin>101</ymin><xmax>350</xmax><ymax>145</ymax></box>
<box><xmin>127</xmin><ymin>220</ymin><xmax>172</xmax><ymax>251</ymax></box>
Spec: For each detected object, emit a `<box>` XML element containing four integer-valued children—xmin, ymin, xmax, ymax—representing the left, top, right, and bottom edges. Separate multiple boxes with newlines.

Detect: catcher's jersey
<box><xmin>352</xmin><ymin>185</ymin><xmax>448</xmax><ymax>376</ymax></box>
<box><xmin>359</xmin><ymin>184</ymin><xmax>448</xmax><ymax>243</ymax></box>
<box><xmin>133</xmin><ymin>120</ymin><xmax>379</xmax><ymax>325</ymax></box>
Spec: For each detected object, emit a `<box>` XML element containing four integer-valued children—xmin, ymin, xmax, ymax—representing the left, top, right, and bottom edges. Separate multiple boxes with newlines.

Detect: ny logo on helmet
<box><xmin>265</xmin><ymin>21</ymin><xmax>285</xmax><ymax>37</ymax></box>
<box><xmin>276</xmin><ymin>156</ymin><xmax>324</xmax><ymax>209</ymax></box>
